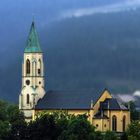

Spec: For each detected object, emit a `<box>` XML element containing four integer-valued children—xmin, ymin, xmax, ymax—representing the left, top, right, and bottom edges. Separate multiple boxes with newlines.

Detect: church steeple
<box><xmin>19</xmin><ymin>21</ymin><xmax>45</xmax><ymax>122</ymax></box>
<box><xmin>24</xmin><ymin>21</ymin><xmax>42</xmax><ymax>53</ymax></box>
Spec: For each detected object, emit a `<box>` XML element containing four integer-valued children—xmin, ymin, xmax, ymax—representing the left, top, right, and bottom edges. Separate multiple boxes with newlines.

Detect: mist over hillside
<box><xmin>0</xmin><ymin>0</ymin><xmax>140</xmax><ymax>106</ymax></box>
<box><xmin>44</xmin><ymin>10</ymin><xmax>140</xmax><ymax>95</ymax></box>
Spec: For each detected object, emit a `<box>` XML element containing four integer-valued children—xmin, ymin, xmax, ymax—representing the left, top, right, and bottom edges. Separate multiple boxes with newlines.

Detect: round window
<box><xmin>39</xmin><ymin>81</ymin><xmax>41</xmax><ymax>84</ymax></box>
<box><xmin>26</xmin><ymin>80</ymin><xmax>30</xmax><ymax>85</ymax></box>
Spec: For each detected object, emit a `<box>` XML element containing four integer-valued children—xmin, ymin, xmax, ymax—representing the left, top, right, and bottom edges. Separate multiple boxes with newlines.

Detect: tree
<box><xmin>0</xmin><ymin>121</ymin><xmax>10</xmax><ymax>140</ymax></box>
<box><xmin>27</xmin><ymin>114</ymin><xmax>58</xmax><ymax>140</ymax></box>
<box><xmin>127</xmin><ymin>121</ymin><xmax>140</xmax><ymax>140</ymax></box>
<box><xmin>103</xmin><ymin>131</ymin><xmax>118</xmax><ymax>140</ymax></box>
<box><xmin>7</xmin><ymin>104</ymin><xmax>24</xmax><ymax>124</ymax></box>
<box><xmin>0</xmin><ymin>100</ymin><xmax>8</xmax><ymax>121</ymax></box>
<box><xmin>28</xmin><ymin>112</ymin><xmax>100</xmax><ymax>140</ymax></box>
<box><xmin>58</xmin><ymin>115</ymin><xmax>97</xmax><ymax>140</ymax></box>
<box><xmin>124</xmin><ymin>101</ymin><xmax>139</xmax><ymax>121</ymax></box>
<box><xmin>8</xmin><ymin>120</ymin><xmax>27</xmax><ymax>140</ymax></box>
<box><xmin>0</xmin><ymin>99</ymin><xmax>26</xmax><ymax>140</ymax></box>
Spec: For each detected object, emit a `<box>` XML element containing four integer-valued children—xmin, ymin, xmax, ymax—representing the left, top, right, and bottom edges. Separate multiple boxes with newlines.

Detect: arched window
<box><xmin>112</xmin><ymin>115</ymin><xmax>117</xmax><ymax>131</ymax></box>
<box><xmin>26</xmin><ymin>59</ymin><xmax>30</xmax><ymax>74</ymax></box>
<box><xmin>122</xmin><ymin>115</ymin><xmax>126</xmax><ymax>132</ymax></box>
<box><xmin>27</xmin><ymin>94</ymin><xmax>30</xmax><ymax>104</ymax></box>
<box><xmin>33</xmin><ymin>61</ymin><xmax>37</xmax><ymax>76</ymax></box>
<box><xmin>38</xmin><ymin>59</ymin><xmax>41</xmax><ymax>75</ymax></box>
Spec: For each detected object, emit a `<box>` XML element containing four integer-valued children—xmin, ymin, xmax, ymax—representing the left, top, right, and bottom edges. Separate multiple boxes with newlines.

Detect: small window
<box><xmin>104</xmin><ymin>124</ymin><xmax>106</xmax><ymax>127</ymax></box>
<box><xmin>26</xmin><ymin>80</ymin><xmax>30</xmax><ymax>85</ymax></box>
<box><xmin>38</xmin><ymin>69</ymin><xmax>41</xmax><ymax>74</ymax></box>
<box><xmin>96</xmin><ymin>124</ymin><xmax>99</xmax><ymax>127</ymax></box>
<box><xmin>27</xmin><ymin>94</ymin><xmax>30</xmax><ymax>104</ymax></box>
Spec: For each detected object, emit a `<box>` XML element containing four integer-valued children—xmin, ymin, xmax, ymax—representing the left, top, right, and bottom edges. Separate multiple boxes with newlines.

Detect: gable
<box><xmin>93</xmin><ymin>89</ymin><xmax>112</xmax><ymax>110</ymax></box>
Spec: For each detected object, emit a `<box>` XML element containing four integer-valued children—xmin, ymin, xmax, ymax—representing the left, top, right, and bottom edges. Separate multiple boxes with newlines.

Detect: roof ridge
<box><xmin>47</xmin><ymin>89</ymin><xmax>97</xmax><ymax>92</ymax></box>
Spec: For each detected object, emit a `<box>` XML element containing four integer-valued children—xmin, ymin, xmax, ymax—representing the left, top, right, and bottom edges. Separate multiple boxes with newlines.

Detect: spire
<box><xmin>24</xmin><ymin>21</ymin><xmax>42</xmax><ymax>53</ymax></box>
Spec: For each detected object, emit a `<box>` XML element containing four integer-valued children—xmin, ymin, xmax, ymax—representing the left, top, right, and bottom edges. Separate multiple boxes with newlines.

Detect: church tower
<box><xmin>19</xmin><ymin>21</ymin><xmax>46</xmax><ymax>121</ymax></box>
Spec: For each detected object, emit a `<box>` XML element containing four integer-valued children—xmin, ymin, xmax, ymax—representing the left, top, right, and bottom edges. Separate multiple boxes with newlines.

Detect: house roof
<box><xmin>35</xmin><ymin>89</ymin><xmax>129</xmax><ymax>111</ymax></box>
<box><xmin>24</xmin><ymin>22</ymin><xmax>42</xmax><ymax>53</ymax></box>
<box><xmin>35</xmin><ymin>89</ymin><xmax>103</xmax><ymax>110</ymax></box>
<box><xmin>100</xmin><ymin>98</ymin><xmax>128</xmax><ymax>110</ymax></box>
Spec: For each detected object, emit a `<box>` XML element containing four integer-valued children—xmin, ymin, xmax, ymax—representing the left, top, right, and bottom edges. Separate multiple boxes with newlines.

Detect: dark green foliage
<box><xmin>28</xmin><ymin>114</ymin><xmax>58</xmax><ymax>140</ymax></box>
<box><xmin>126</xmin><ymin>121</ymin><xmax>140</xmax><ymax>140</ymax></box>
<box><xmin>26</xmin><ymin>112</ymin><xmax>97</xmax><ymax>140</ymax></box>
<box><xmin>8</xmin><ymin>120</ymin><xmax>27</xmax><ymax>140</ymax></box>
<box><xmin>91</xmin><ymin>131</ymin><xmax>103</xmax><ymax>140</ymax></box>
<box><xmin>10</xmin><ymin>111</ymin><xmax>101</xmax><ymax>140</ymax></box>
<box><xmin>124</xmin><ymin>101</ymin><xmax>140</xmax><ymax>121</ymax></box>
<box><xmin>58</xmin><ymin>115</ymin><xmax>96</xmax><ymax>140</ymax></box>
<box><xmin>0</xmin><ymin>121</ymin><xmax>10</xmax><ymax>140</ymax></box>
<box><xmin>0</xmin><ymin>100</ymin><xmax>25</xmax><ymax>140</ymax></box>
<box><xmin>7</xmin><ymin>105</ymin><xmax>24</xmax><ymax>124</ymax></box>
<box><xmin>120</xmin><ymin>132</ymin><xmax>128</xmax><ymax>140</ymax></box>
<box><xmin>129</xmin><ymin>102</ymin><xmax>139</xmax><ymax>121</ymax></box>
<box><xmin>0</xmin><ymin>100</ymin><xmax>8</xmax><ymax>121</ymax></box>
<box><xmin>1</xmin><ymin>98</ymin><xmax>140</xmax><ymax>140</ymax></box>
<box><xmin>103</xmin><ymin>131</ymin><xmax>118</xmax><ymax>140</ymax></box>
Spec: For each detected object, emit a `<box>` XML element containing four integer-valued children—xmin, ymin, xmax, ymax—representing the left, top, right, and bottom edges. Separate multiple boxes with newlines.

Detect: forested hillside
<box><xmin>44</xmin><ymin>10</ymin><xmax>140</xmax><ymax>94</ymax></box>
<box><xmin>1</xmin><ymin>8</ymin><xmax>140</xmax><ymax>102</ymax></box>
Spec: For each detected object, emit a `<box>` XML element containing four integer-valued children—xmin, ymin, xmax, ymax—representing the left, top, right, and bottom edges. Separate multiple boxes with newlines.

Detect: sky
<box><xmin>59</xmin><ymin>0</ymin><xmax>140</xmax><ymax>19</ymax></box>
<box><xmin>0</xmin><ymin>0</ymin><xmax>140</xmax><ymax>102</ymax></box>
<box><xmin>0</xmin><ymin>0</ymin><xmax>140</xmax><ymax>30</ymax></box>
<box><xmin>0</xmin><ymin>0</ymin><xmax>140</xmax><ymax>42</ymax></box>
<box><xmin>0</xmin><ymin>0</ymin><xmax>139</xmax><ymax>61</ymax></box>
<box><xmin>1</xmin><ymin>0</ymin><xmax>140</xmax><ymax>23</ymax></box>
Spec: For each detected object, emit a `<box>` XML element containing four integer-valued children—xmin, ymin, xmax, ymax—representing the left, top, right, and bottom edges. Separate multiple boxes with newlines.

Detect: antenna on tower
<box><xmin>32</xmin><ymin>13</ymin><xmax>36</xmax><ymax>23</ymax></box>
<box><xmin>33</xmin><ymin>15</ymin><xmax>35</xmax><ymax>22</ymax></box>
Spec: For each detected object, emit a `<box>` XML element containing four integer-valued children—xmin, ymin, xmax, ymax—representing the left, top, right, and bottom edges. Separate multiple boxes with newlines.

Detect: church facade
<box><xmin>19</xmin><ymin>22</ymin><xmax>130</xmax><ymax>133</ymax></box>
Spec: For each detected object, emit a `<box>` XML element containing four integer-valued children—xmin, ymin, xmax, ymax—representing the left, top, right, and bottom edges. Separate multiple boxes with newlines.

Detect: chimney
<box><xmin>91</xmin><ymin>99</ymin><xmax>93</xmax><ymax>108</ymax></box>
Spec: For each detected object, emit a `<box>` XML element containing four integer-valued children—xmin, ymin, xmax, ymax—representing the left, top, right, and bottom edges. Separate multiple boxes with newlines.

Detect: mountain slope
<box><xmin>1</xmin><ymin>9</ymin><xmax>140</xmax><ymax>102</ymax></box>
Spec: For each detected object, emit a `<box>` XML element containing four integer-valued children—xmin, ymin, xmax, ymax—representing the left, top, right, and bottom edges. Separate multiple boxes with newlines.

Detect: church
<box><xmin>19</xmin><ymin>22</ymin><xmax>130</xmax><ymax>133</ymax></box>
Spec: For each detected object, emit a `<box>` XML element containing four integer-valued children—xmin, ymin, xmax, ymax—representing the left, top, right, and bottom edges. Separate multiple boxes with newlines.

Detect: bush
<box><xmin>104</xmin><ymin>131</ymin><xmax>118</xmax><ymax>140</ymax></box>
<box><xmin>127</xmin><ymin>121</ymin><xmax>140</xmax><ymax>140</ymax></box>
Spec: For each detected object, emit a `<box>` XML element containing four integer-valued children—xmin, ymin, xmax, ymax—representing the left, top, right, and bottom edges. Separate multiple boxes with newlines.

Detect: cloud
<box><xmin>115</xmin><ymin>89</ymin><xmax>140</xmax><ymax>103</ymax></box>
<box><xmin>60</xmin><ymin>0</ymin><xmax>140</xmax><ymax>19</ymax></box>
<box><xmin>133</xmin><ymin>90</ymin><xmax>140</xmax><ymax>97</ymax></box>
<box><xmin>116</xmin><ymin>94</ymin><xmax>136</xmax><ymax>102</ymax></box>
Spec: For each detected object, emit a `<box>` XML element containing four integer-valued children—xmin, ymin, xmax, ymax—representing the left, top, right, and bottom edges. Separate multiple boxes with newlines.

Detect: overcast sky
<box><xmin>60</xmin><ymin>0</ymin><xmax>140</xmax><ymax>19</ymax></box>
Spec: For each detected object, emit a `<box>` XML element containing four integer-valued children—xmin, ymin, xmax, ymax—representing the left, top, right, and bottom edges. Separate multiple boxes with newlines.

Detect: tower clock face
<box><xmin>26</xmin><ymin>80</ymin><xmax>30</xmax><ymax>85</ymax></box>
